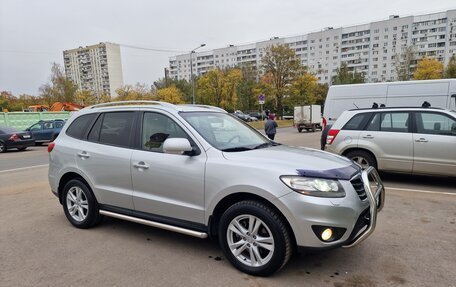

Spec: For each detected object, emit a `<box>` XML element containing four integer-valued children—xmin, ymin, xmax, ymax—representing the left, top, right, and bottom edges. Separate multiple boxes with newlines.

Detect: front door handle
<box><xmin>362</xmin><ymin>134</ymin><xmax>374</xmax><ymax>139</ymax></box>
<box><xmin>77</xmin><ymin>151</ymin><xmax>90</xmax><ymax>159</ymax></box>
<box><xmin>415</xmin><ymin>138</ymin><xmax>428</xmax><ymax>143</ymax></box>
<box><xmin>134</xmin><ymin>161</ymin><xmax>150</xmax><ymax>169</ymax></box>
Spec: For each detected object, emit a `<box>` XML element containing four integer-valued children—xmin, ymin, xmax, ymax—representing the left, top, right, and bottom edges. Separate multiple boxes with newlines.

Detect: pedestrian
<box><xmin>265</xmin><ymin>113</ymin><xmax>278</xmax><ymax>140</ymax></box>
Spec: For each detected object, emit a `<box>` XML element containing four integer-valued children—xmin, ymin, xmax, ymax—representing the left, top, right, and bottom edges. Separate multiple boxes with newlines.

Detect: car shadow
<box><xmin>380</xmin><ymin>172</ymin><xmax>456</xmax><ymax>190</ymax></box>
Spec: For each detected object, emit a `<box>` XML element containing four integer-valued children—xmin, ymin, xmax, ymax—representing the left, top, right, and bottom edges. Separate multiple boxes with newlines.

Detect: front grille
<box><xmin>350</xmin><ymin>176</ymin><xmax>367</xmax><ymax>200</ymax></box>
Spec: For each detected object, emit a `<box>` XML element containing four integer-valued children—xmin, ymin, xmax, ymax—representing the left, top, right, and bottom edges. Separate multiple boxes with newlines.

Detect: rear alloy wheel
<box><xmin>345</xmin><ymin>150</ymin><xmax>377</xmax><ymax>170</ymax></box>
<box><xmin>0</xmin><ymin>142</ymin><xmax>6</xmax><ymax>153</ymax></box>
<box><xmin>62</xmin><ymin>179</ymin><xmax>102</xmax><ymax>229</ymax></box>
<box><xmin>219</xmin><ymin>200</ymin><xmax>292</xmax><ymax>276</ymax></box>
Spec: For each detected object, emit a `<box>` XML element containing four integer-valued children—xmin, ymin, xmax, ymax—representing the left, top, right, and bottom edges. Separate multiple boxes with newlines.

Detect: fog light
<box><xmin>321</xmin><ymin>228</ymin><xmax>333</xmax><ymax>241</ymax></box>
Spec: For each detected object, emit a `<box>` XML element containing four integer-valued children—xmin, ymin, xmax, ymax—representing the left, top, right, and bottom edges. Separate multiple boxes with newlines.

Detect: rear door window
<box><xmin>367</xmin><ymin>112</ymin><xmax>410</xmax><ymax>132</ymax></box>
<box><xmin>99</xmin><ymin>112</ymin><xmax>135</xmax><ymax>148</ymax></box>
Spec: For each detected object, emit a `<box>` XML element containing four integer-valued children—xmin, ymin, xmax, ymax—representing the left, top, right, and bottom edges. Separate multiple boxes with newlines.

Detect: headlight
<box><xmin>280</xmin><ymin>176</ymin><xmax>345</xmax><ymax>198</ymax></box>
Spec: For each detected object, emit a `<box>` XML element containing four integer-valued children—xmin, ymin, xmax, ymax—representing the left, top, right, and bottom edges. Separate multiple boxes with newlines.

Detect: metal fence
<box><xmin>0</xmin><ymin>112</ymin><xmax>71</xmax><ymax>130</ymax></box>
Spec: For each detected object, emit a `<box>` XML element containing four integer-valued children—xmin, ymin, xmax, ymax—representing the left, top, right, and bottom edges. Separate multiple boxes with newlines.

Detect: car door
<box><xmin>412</xmin><ymin>111</ymin><xmax>456</xmax><ymax>176</ymax></box>
<box><xmin>29</xmin><ymin>122</ymin><xmax>44</xmax><ymax>140</ymax></box>
<box><xmin>74</xmin><ymin>112</ymin><xmax>136</xmax><ymax>209</ymax></box>
<box><xmin>131</xmin><ymin>111</ymin><xmax>206</xmax><ymax>224</ymax></box>
<box><xmin>42</xmin><ymin>121</ymin><xmax>55</xmax><ymax>140</ymax></box>
<box><xmin>360</xmin><ymin>111</ymin><xmax>413</xmax><ymax>172</ymax></box>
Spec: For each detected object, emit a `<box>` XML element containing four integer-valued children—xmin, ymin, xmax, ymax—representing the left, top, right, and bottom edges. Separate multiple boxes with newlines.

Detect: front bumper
<box><xmin>277</xmin><ymin>166</ymin><xmax>385</xmax><ymax>249</ymax></box>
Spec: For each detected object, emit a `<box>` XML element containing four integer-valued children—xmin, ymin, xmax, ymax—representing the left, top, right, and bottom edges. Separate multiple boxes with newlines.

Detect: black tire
<box><xmin>311</xmin><ymin>125</ymin><xmax>316</xmax><ymax>132</ymax></box>
<box><xmin>17</xmin><ymin>147</ymin><xmax>27</xmax><ymax>151</ymax></box>
<box><xmin>0</xmin><ymin>142</ymin><xmax>6</xmax><ymax>153</ymax></box>
<box><xmin>345</xmin><ymin>150</ymin><xmax>377</xmax><ymax>170</ymax></box>
<box><xmin>298</xmin><ymin>128</ymin><xmax>303</xmax><ymax>133</ymax></box>
<box><xmin>62</xmin><ymin>178</ymin><xmax>103</xmax><ymax>229</ymax></box>
<box><xmin>218</xmin><ymin>200</ymin><xmax>293</xmax><ymax>276</ymax></box>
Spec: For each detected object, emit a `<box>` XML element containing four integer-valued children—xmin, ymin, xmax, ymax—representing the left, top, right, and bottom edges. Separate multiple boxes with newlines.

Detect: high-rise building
<box><xmin>168</xmin><ymin>9</ymin><xmax>456</xmax><ymax>84</ymax></box>
<box><xmin>63</xmin><ymin>42</ymin><xmax>123</xmax><ymax>98</ymax></box>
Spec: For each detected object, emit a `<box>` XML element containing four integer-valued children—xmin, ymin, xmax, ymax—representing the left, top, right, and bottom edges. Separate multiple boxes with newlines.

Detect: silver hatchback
<box><xmin>326</xmin><ymin>107</ymin><xmax>456</xmax><ymax>177</ymax></box>
<box><xmin>48</xmin><ymin>101</ymin><xmax>384</xmax><ymax>276</ymax></box>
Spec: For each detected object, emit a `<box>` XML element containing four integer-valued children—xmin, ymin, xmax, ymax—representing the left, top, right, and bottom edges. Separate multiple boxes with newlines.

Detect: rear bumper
<box><xmin>6</xmin><ymin>139</ymin><xmax>35</xmax><ymax>148</ymax></box>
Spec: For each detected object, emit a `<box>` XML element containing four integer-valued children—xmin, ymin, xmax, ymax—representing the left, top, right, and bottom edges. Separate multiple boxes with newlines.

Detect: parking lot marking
<box><xmin>0</xmin><ymin>164</ymin><xmax>49</xmax><ymax>174</ymax></box>
<box><xmin>386</xmin><ymin>186</ymin><xmax>456</xmax><ymax>196</ymax></box>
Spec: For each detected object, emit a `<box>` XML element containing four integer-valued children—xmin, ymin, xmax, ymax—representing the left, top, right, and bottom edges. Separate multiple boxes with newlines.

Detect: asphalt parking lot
<box><xmin>1</xmin><ymin>128</ymin><xmax>455</xmax><ymax>286</ymax></box>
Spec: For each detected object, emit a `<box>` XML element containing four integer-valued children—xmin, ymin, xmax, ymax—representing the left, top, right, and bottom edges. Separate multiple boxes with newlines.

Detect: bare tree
<box><xmin>394</xmin><ymin>46</ymin><xmax>416</xmax><ymax>81</ymax></box>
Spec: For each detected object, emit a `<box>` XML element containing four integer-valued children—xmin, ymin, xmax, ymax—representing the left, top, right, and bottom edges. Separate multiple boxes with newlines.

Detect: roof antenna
<box><xmin>422</xmin><ymin>101</ymin><xmax>431</xmax><ymax>108</ymax></box>
<box><xmin>353</xmin><ymin>103</ymin><xmax>359</xmax><ymax>109</ymax></box>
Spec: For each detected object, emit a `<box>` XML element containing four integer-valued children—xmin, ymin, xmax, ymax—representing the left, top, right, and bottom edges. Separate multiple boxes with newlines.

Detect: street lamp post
<box><xmin>190</xmin><ymin>44</ymin><xmax>206</xmax><ymax>104</ymax></box>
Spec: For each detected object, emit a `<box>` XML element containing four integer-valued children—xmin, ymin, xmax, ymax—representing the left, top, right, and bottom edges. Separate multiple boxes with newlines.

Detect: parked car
<box><xmin>26</xmin><ymin>119</ymin><xmax>65</xmax><ymax>145</ymax></box>
<box><xmin>249</xmin><ymin>112</ymin><xmax>264</xmax><ymax>120</ymax></box>
<box><xmin>325</xmin><ymin>106</ymin><xmax>456</xmax><ymax>177</ymax></box>
<box><xmin>233</xmin><ymin>110</ymin><xmax>252</xmax><ymax>122</ymax></box>
<box><xmin>48</xmin><ymin>101</ymin><xmax>384</xmax><ymax>276</ymax></box>
<box><xmin>0</xmin><ymin>126</ymin><xmax>35</xmax><ymax>153</ymax></box>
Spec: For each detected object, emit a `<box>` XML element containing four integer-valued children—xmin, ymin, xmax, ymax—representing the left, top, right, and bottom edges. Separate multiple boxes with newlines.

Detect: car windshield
<box><xmin>180</xmin><ymin>112</ymin><xmax>272</xmax><ymax>151</ymax></box>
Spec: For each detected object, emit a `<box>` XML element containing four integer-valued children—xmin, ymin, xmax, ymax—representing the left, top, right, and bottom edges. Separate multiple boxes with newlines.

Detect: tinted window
<box><xmin>367</xmin><ymin>112</ymin><xmax>409</xmax><ymax>132</ymax></box>
<box><xmin>55</xmin><ymin>121</ymin><xmax>64</xmax><ymax>128</ymax></box>
<box><xmin>142</xmin><ymin>112</ymin><xmax>188</xmax><ymax>153</ymax></box>
<box><xmin>66</xmin><ymin>114</ymin><xmax>97</xmax><ymax>139</ymax></box>
<box><xmin>415</xmin><ymin>112</ymin><xmax>456</xmax><ymax>136</ymax></box>
<box><xmin>29</xmin><ymin>123</ymin><xmax>42</xmax><ymax>131</ymax></box>
<box><xmin>342</xmin><ymin>113</ymin><xmax>371</xmax><ymax>130</ymax></box>
<box><xmin>87</xmin><ymin>114</ymin><xmax>103</xmax><ymax>142</ymax></box>
<box><xmin>99</xmin><ymin>112</ymin><xmax>135</xmax><ymax>147</ymax></box>
<box><xmin>43</xmin><ymin>122</ymin><xmax>54</xmax><ymax>129</ymax></box>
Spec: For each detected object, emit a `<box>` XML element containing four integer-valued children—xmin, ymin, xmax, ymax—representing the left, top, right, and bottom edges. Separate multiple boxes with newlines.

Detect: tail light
<box><xmin>48</xmin><ymin>142</ymin><xmax>55</xmax><ymax>153</ymax></box>
<box><xmin>326</xmin><ymin>129</ymin><xmax>340</xmax><ymax>145</ymax></box>
<box><xmin>8</xmin><ymin>134</ymin><xmax>20</xmax><ymax>141</ymax></box>
<box><xmin>322</xmin><ymin>117</ymin><xmax>327</xmax><ymax>128</ymax></box>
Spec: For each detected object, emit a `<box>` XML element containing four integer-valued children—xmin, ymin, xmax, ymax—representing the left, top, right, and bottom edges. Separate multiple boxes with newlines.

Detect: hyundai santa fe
<box><xmin>48</xmin><ymin>101</ymin><xmax>385</xmax><ymax>276</ymax></box>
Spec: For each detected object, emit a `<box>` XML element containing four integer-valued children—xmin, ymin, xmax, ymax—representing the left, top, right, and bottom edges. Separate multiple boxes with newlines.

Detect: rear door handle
<box><xmin>134</xmin><ymin>161</ymin><xmax>150</xmax><ymax>169</ymax></box>
<box><xmin>362</xmin><ymin>135</ymin><xmax>374</xmax><ymax>139</ymax></box>
<box><xmin>415</xmin><ymin>138</ymin><xmax>428</xmax><ymax>143</ymax></box>
<box><xmin>77</xmin><ymin>151</ymin><xmax>90</xmax><ymax>159</ymax></box>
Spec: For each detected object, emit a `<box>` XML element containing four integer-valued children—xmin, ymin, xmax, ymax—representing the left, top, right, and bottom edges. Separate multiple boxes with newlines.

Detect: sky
<box><xmin>1</xmin><ymin>0</ymin><xmax>455</xmax><ymax>96</ymax></box>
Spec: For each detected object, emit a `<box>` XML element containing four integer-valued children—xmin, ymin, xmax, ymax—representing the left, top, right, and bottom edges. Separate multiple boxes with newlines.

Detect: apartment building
<box><xmin>169</xmin><ymin>9</ymin><xmax>456</xmax><ymax>84</ymax></box>
<box><xmin>63</xmin><ymin>42</ymin><xmax>123</xmax><ymax>98</ymax></box>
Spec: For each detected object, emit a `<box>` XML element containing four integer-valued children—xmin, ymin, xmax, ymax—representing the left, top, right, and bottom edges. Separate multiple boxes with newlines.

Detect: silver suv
<box><xmin>48</xmin><ymin>101</ymin><xmax>384</xmax><ymax>276</ymax></box>
<box><xmin>326</xmin><ymin>107</ymin><xmax>456</xmax><ymax>177</ymax></box>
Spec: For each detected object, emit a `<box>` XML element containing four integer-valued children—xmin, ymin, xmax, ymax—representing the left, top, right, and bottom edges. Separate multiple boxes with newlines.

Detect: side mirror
<box><xmin>163</xmin><ymin>138</ymin><xmax>193</xmax><ymax>155</ymax></box>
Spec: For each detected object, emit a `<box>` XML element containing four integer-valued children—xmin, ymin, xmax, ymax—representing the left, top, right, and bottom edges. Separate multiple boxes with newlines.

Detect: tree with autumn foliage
<box><xmin>39</xmin><ymin>63</ymin><xmax>78</xmax><ymax>105</ymax></box>
<box><xmin>287</xmin><ymin>72</ymin><xmax>319</xmax><ymax>107</ymax></box>
<box><xmin>332</xmin><ymin>62</ymin><xmax>365</xmax><ymax>85</ymax></box>
<box><xmin>197</xmin><ymin>68</ymin><xmax>242</xmax><ymax>110</ymax></box>
<box><xmin>444</xmin><ymin>54</ymin><xmax>456</xmax><ymax>78</ymax></box>
<box><xmin>115</xmin><ymin>83</ymin><xmax>155</xmax><ymax>101</ymax></box>
<box><xmin>413</xmin><ymin>57</ymin><xmax>444</xmax><ymax>80</ymax></box>
<box><xmin>261</xmin><ymin>44</ymin><xmax>301</xmax><ymax>116</ymax></box>
<box><xmin>156</xmin><ymin>86</ymin><xmax>184</xmax><ymax>104</ymax></box>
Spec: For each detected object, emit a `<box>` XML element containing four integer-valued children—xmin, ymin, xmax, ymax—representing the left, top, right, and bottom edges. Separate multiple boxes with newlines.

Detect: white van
<box><xmin>323</xmin><ymin>79</ymin><xmax>456</xmax><ymax>126</ymax></box>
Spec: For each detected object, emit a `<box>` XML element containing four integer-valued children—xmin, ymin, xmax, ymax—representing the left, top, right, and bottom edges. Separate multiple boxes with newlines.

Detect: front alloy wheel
<box><xmin>219</xmin><ymin>200</ymin><xmax>292</xmax><ymax>276</ymax></box>
<box><xmin>227</xmin><ymin>215</ymin><xmax>275</xmax><ymax>267</ymax></box>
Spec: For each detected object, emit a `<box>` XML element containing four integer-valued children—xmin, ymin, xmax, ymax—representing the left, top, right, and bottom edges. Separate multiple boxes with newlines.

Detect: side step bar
<box><xmin>99</xmin><ymin>210</ymin><xmax>208</xmax><ymax>239</ymax></box>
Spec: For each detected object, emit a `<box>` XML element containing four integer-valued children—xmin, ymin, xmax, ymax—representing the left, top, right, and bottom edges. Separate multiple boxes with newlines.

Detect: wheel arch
<box><xmin>342</xmin><ymin>147</ymin><xmax>378</xmax><ymax>168</ymax></box>
<box><xmin>57</xmin><ymin>172</ymin><xmax>92</xmax><ymax>204</ymax></box>
<box><xmin>208</xmin><ymin>192</ymin><xmax>297</xmax><ymax>248</ymax></box>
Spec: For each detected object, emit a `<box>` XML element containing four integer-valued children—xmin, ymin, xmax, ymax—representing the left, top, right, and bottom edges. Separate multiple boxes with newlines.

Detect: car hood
<box><xmin>222</xmin><ymin>145</ymin><xmax>360</xmax><ymax>180</ymax></box>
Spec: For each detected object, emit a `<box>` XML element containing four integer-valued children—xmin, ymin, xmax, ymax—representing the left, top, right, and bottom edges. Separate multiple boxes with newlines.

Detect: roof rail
<box><xmin>88</xmin><ymin>101</ymin><xmax>176</xmax><ymax>109</ymax></box>
<box><xmin>179</xmin><ymin>104</ymin><xmax>227</xmax><ymax>112</ymax></box>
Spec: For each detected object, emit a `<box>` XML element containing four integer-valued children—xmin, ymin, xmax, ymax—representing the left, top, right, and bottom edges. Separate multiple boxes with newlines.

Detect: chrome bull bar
<box><xmin>343</xmin><ymin>166</ymin><xmax>385</xmax><ymax>248</ymax></box>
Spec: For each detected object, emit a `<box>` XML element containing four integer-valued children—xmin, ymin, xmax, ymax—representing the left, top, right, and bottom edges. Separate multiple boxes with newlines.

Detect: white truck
<box><xmin>294</xmin><ymin>105</ymin><xmax>322</xmax><ymax>132</ymax></box>
<box><xmin>323</xmin><ymin>79</ymin><xmax>456</xmax><ymax>127</ymax></box>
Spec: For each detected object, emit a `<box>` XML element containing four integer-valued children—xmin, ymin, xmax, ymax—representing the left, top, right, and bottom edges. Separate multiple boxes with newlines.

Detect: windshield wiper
<box><xmin>252</xmin><ymin>143</ymin><xmax>272</xmax><ymax>149</ymax></box>
<box><xmin>221</xmin><ymin>146</ymin><xmax>253</xmax><ymax>152</ymax></box>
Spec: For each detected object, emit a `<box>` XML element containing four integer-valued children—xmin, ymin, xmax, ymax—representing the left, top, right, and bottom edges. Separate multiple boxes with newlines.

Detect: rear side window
<box><xmin>415</xmin><ymin>112</ymin><xmax>456</xmax><ymax>136</ymax></box>
<box><xmin>66</xmin><ymin>114</ymin><xmax>97</xmax><ymax>139</ymax></box>
<box><xmin>55</xmin><ymin>121</ymin><xmax>64</xmax><ymax>128</ymax></box>
<box><xmin>99</xmin><ymin>112</ymin><xmax>135</xmax><ymax>148</ymax></box>
<box><xmin>342</xmin><ymin>113</ymin><xmax>372</xmax><ymax>130</ymax></box>
<box><xmin>367</xmin><ymin>112</ymin><xmax>410</xmax><ymax>132</ymax></box>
